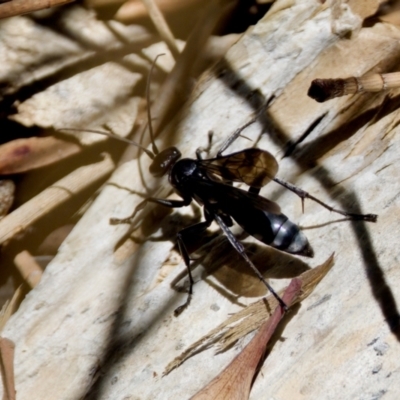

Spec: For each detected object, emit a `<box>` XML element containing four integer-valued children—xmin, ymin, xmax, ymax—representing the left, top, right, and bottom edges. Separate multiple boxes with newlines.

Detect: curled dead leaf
<box><xmin>0</xmin><ymin>136</ymin><xmax>81</xmax><ymax>175</ymax></box>
<box><xmin>0</xmin><ymin>338</ymin><xmax>15</xmax><ymax>400</ymax></box>
<box><xmin>189</xmin><ymin>279</ymin><xmax>302</xmax><ymax>400</ymax></box>
<box><xmin>165</xmin><ymin>254</ymin><xmax>334</xmax><ymax>374</ymax></box>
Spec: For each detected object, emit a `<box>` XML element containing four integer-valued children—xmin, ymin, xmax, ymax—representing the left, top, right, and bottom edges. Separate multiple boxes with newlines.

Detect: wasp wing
<box><xmin>190</xmin><ymin>178</ymin><xmax>281</xmax><ymax>215</ymax></box>
<box><xmin>199</xmin><ymin>148</ymin><xmax>278</xmax><ymax>188</ymax></box>
<box><xmin>223</xmin><ymin>183</ymin><xmax>282</xmax><ymax>214</ymax></box>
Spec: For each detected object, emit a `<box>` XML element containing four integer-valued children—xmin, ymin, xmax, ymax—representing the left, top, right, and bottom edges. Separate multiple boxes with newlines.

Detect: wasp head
<box><xmin>149</xmin><ymin>147</ymin><xmax>181</xmax><ymax>177</ymax></box>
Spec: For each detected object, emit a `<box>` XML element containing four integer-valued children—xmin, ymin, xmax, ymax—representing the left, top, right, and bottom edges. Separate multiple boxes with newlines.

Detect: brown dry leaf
<box><xmin>165</xmin><ymin>254</ymin><xmax>334</xmax><ymax>374</ymax></box>
<box><xmin>0</xmin><ymin>338</ymin><xmax>15</xmax><ymax>400</ymax></box>
<box><xmin>4</xmin><ymin>8</ymin><xmax>150</xmax><ymax>146</ymax></box>
<box><xmin>0</xmin><ymin>10</ymin><xmax>151</xmax><ymax>100</ymax></box>
<box><xmin>218</xmin><ymin>254</ymin><xmax>334</xmax><ymax>349</ymax></box>
<box><xmin>0</xmin><ymin>16</ymin><xmax>83</xmax><ymax>98</ymax></box>
<box><xmin>190</xmin><ymin>279</ymin><xmax>302</xmax><ymax>400</ymax></box>
<box><xmin>10</xmin><ymin>63</ymin><xmax>142</xmax><ymax>144</ymax></box>
<box><xmin>0</xmin><ymin>0</ymin><xmax>74</xmax><ymax>19</ymax></box>
<box><xmin>0</xmin><ymin>136</ymin><xmax>81</xmax><ymax>175</ymax></box>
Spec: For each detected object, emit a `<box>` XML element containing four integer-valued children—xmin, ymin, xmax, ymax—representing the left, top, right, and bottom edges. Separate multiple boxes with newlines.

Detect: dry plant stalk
<box><xmin>0</xmin><ymin>0</ymin><xmax>75</xmax><ymax>19</ymax></box>
<box><xmin>190</xmin><ymin>279</ymin><xmax>302</xmax><ymax>400</ymax></box>
<box><xmin>114</xmin><ymin>0</ymin><xmax>203</xmax><ymax>22</ymax></box>
<box><xmin>0</xmin><ymin>288</ymin><xmax>23</xmax><ymax>333</ymax></box>
<box><xmin>0</xmin><ymin>155</ymin><xmax>114</xmax><ymax>246</ymax></box>
<box><xmin>308</xmin><ymin>72</ymin><xmax>400</xmax><ymax>102</ymax></box>
<box><xmin>13</xmin><ymin>251</ymin><xmax>43</xmax><ymax>288</ymax></box>
<box><xmin>140</xmin><ymin>0</ymin><xmax>180</xmax><ymax>59</ymax></box>
<box><xmin>0</xmin><ymin>289</ymin><xmax>22</xmax><ymax>400</ymax></box>
<box><xmin>150</xmin><ymin>0</ymin><xmax>235</xmax><ymax>138</ymax></box>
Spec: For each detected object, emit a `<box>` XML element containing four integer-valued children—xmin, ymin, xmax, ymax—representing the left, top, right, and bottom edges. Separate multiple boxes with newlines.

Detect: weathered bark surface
<box><xmin>2</xmin><ymin>1</ymin><xmax>400</xmax><ymax>399</ymax></box>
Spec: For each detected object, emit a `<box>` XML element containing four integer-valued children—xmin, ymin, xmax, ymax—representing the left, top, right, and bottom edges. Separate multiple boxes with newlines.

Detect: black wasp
<box><xmin>66</xmin><ymin>61</ymin><xmax>377</xmax><ymax>314</ymax></box>
<box><xmin>107</xmin><ymin>117</ymin><xmax>377</xmax><ymax>314</ymax></box>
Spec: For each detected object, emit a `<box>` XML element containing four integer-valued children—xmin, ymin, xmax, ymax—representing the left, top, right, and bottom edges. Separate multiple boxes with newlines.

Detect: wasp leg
<box><xmin>213</xmin><ymin>214</ymin><xmax>288</xmax><ymax>311</ymax></box>
<box><xmin>273</xmin><ymin>177</ymin><xmax>377</xmax><ymax>222</ymax></box>
<box><xmin>110</xmin><ymin>198</ymin><xmax>148</xmax><ymax>225</ymax></box>
<box><xmin>196</xmin><ymin>131</ymin><xmax>214</xmax><ymax>160</ymax></box>
<box><xmin>217</xmin><ymin>117</ymin><xmax>257</xmax><ymax>157</ymax></box>
<box><xmin>248</xmin><ymin>187</ymin><xmax>260</xmax><ymax>195</ymax></box>
<box><xmin>110</xmin><ymin>197</ymin><xmax>191</xmax><ymax>225</ymax></box>
<box><xmin>174</xmin><ymin>218</ymin><xmax>213</xmax><ymax>316</ymax></box>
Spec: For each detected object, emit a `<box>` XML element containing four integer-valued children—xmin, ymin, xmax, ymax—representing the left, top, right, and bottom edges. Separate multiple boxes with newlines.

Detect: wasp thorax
<box><xmin>149</xmin><ymin>147</ymin><xmax>181</xmax><ymax>177</ymax></box>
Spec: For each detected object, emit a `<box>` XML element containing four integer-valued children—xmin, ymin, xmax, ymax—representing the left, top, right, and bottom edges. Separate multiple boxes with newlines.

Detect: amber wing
<box><xmin>200</xmin><ymin>148</ymin><xmax>279</xmax><ymax>188</ymax></box>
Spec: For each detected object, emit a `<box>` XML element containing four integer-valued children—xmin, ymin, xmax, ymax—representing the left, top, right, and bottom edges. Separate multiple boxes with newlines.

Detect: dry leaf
<box><xmin>0</xmin><ymin>16</ymin><xmax>83</xmax><ymax>98</ymax></box>
<box><xmin>190</xmin><ymin>279</ymin><xmax>301</xmax><ymax>400</ymax></box>
<box><xmin>0</xmin><ymin>136</ymin><xmax>81</xmax><ymax>175</ymax></box>
<box><xmin>165</xmin><ymin>254</ymin><xmax>334</xmax><ymax>374</ymax></box>
<box><xmin>0</xmin><ymin>338</ymin><xmax>15</xmax><ymax>400</ymax></box>
<box><xmin>0</xmin><ymin>9</ymin><xmax>151</xmax><ymax>99</ymax></box>
<box><xmin>11</xmin><ymin>62</ymin><xmax>142</xmax><ymax>143</ymax></box>
<box><xmin>0</xmin><ymin>0</ymin><xmax>74</xmax><ymax>19</ymax></box>
<box><xmin>4</xmin><ymin>8</ymin><xmax>148</xmax><ymax>147</ymax></box>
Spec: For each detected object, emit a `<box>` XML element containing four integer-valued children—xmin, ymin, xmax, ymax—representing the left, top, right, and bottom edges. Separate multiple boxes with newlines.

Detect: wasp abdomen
<box><xmin>233</xmin><ymin>209</ymin><xmax>313</xmax><ymax>257</ymax></box>
<box><xmin>267</xmin><ymin>213</ymin><xmax>313</xmax><ymax>257</ymax></box>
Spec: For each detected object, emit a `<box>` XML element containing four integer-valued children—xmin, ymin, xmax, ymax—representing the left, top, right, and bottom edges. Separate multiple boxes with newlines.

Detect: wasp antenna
<box><xmin>58</xmin><ymin>128</ymin><xmax>155</xmax><ymax>159</ymax></box>
<box><xmin>238</xmin><ymin>134</ymin><xmax>252</xmax><ymax>142</ymax></box>
<box><xmin>146</xmin><ymin>53</ymin><xmax>165</xmax><ymax>156</ymax></box>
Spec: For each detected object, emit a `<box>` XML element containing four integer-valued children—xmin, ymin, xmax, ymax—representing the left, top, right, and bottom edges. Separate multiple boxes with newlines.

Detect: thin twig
<box><xmin>14</xmin><ymin>250</ymin><xmax>43</xmax><ymax>288</ymax></box>
<box><xmin>0</xmin><ymin>155</ymin><xmax>114</xmax><ymax>246</ymax></box>
<box><xmin>308</xmin><ymin>72</ymin><xmax>400</xmax><ymax>102</ymax></box>
<box><xmin>114</xmin><ymin>0</ymin><xmax>202</xmax><ymax>22</ymax></box>
<box><xmin>140</xmin><ymin>0</ymin><xmax>180</xmax><ymax>59</ymax></box>
<box><xmin>150</xmin><ymin>0</ymin><xmax>235</xmax><ymax>138</ymax></box>
<box><xmin>0</xmin><ymin>287</ymin><xmax>23</xmax><ymax>333</ymax></box>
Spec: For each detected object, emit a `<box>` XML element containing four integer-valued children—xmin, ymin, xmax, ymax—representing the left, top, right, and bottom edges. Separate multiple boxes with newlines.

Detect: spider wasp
<box><xmin>65</xmin><ymin>59</ymin><xmax>377</xmax><ymax>315</ymax></box>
